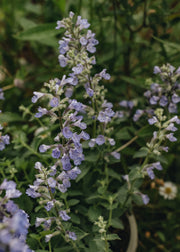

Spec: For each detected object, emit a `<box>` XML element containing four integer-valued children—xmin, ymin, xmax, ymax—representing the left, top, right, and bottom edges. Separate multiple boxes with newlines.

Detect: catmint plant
<box><xmin>0</xmin><ymin>179</ymin><xmax>32</xmax><ymax>252</ymax></box>
<box><xmin>19</xmin><ymin>12</ymin><xmax>180</xmax><ymax>252</ymax></box>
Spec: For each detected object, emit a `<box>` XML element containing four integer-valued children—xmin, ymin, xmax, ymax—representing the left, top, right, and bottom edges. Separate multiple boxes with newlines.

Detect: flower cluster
<box><xmin>0</xmin><ymin>179</ymin><xmax>32</xmax><ymax>252</ymax></box>
<box><xmin>133</xmin><ymin>64</ymin><xmax>180</xmax><ymax>121</ymax></box>
<box><xmin>0</xmin><ymin>89</ymin><xmax>10</xmax><ymax>151</ymax></box>
<box><xmin>56</xmin><ymin>12</ymin><xmax>119</xmax><ymax>160</ymax></box>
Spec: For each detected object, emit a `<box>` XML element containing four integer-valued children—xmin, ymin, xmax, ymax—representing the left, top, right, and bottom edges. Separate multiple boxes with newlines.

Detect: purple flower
<box><xmin>76</xmin><ymin>16</ymin><xmax>90</xmax><ymax>30</ymax></box>
<box><xmin>146</xmin><ymin>167</ymin><xmax>155</xmax><ymax>179</ymax></box>
<box><xmin>47</xmin><ymin>177</ymin><xmax>56</xmax><ymax>188</ymax></box>
<box><xmin>73</xmin><ymin>120</ymin><xmax>87</xmax><ymax>130</ymax></box>
<box><xmin>35</xmin><ymin>107</ymin><xmax>48</xmax><ymax>118</ymax></box>
<box><xmin>52</xmin><ymin>147</ymin><xmax>61</xmax><ymax>159</ymax></box>
<box><xmin>159</xmin><ymin>96</ymin><xmax>168</xmax><ymax>107</ymax></box>
<box><xmin>39</xmin><ymin>144</ymin><xmax>50</xmax><ymax>153</ymax></box>
<box><xmin>79</xmin><ymin>131</ymin><xmax>90</xmax><ymax>140</ymax></box>
<box><xmin>69</xmin><ymin>99</ymin><xmax>85</xmax><ymax>113</ymax></box>
<box><xmin>67</xmin><ymin>73</ymin><xmax>78</xmax><ymax>86</ymax></box>
<box><xmin>59</xmin><ymin>210</ymin><xmax>71</xmax><ymax>221</ymax></box>
<box><xmin>111</xmin><ymin>151</ymin><xmax>120</xmax><ymax>160</ymax></box>
<box><xmin>166</xmin><ymin>133</ymin><xmax>177</xmax><ymax>142</ymax></box>
<box><xmin>108</xmin><ymin>138</ymin><xmax>115</xmax><ymax>146</ymax></box>
<box><xmin>148</xmin><ymin>116</ymin><xmax>158</xmax><ymax>125</ymax></box>
<box><xmin>69</xmin><ymin>148</ymin><xmax>84</xmax><ymax>165</ymax></box>
<box><xmin>50</xmin><ymin>97</ymin><xmax>59</xmax><ymax>107</ymax></box>
<box><xmin>144</xmin><ymin>90</ymin><xmax>151</xmax><ymax>98</ymax></box>
<box><xmin>89</xmin><ymin>139</ymin><xmax>96</xmax><ymax>147</ymax></box>
<box><xmin>34</xmin><ymin>162</ymin><xmax>43</xmax><ymax>170</ymax></box>
<box><xmin>153</xmin><ymin>66</ymin><xmax>161</xmax><ymax>74</ymax></box>
<box><xmin>58</xmin><ymin>55</ymin><xmax>68</xmax><ymax>67</ymax></box>
<box><xmin>57</xmin><ymin>183</ymin><xmax>67</xmax><ymax>193</ymax></box>
<box><xmin>86</xmin><ymin>87</ymin><xmax>94</xmax><ymax>97</ymax></box>
<box><xmin>67</xmin><ymin>167</ymin><xmax>81</xmax><ymax>180</ymax></box>
<box><xmin>166</xmin><ymin>123</ymin><xmax>177</xmax><ymax>132</ymax></box>
<box><xmin>61</xmin><ymin>154</ymin><xmax>71</xmax><ymax>171</ymax></box>
<box><xmin>96</xmin><ymin>135</ymin><xmax>105</xmax><ymax>145</ymax></box>
<box><xmin>0</xmin><ymin>88</ymin><xmax>5</xmax><ymax>100</ymax></box>
<box><xmin>45</xmin><ymin>201</ymin><xmax>54</xmax><ymax>211</ymax></box>
<box><xmin>72</xmin><ymin>64</ymin><xmax>84</xmax><ymax>75</ymax></box>
<box><xmin>63</xmin><ymin>178</ymin><xmax>71</xmax><ymax>188</ymax></box>
<box><xmin>99</xmin><ymin>69</ymin><xmax>111</xmax><ymax>80</ymax></box>
<box><xmin>149</xmin><ymin>95</ymin><xmax>159</xmax><ymax>105</ymax></box>
<box><xmin>26</xmin><ymin>187</ymin><xmax>41</xmax><ymax>198</ymax></box>
<box><xmin>168</xmin><ymin>103</ymin><xmax>177</xmax><ymax>113</ymax></box>
<box><xmin>65</xmin><ymin>87</ymin><xmax>73</xmax><ymax>97</ymax></box>
<box><xmin>141</xmin><ymin>194</ymin><xmax>150</xmax><ymax>205</ymax></box>
<box><xmin>62</xmin><ymin>127</ymin><xmax>73</xmax><ymax>139</ymax></box>
<box><xmin>172</xmin><ymin>93</ymin><xmax>180</xmax><ymax>103</ymax></box>
<box><xmin>133</xmin><ymin>109</ymin><xmax>144</xmax><ymax>122</ymax></box>
<box><xmin>87</xmin><ymin>43</ymin><xmax>96</xmax><ymax>53</ymax></box>
<box><xmin>80</xmin><ymin>37</ymin><xmax>88</xmax><ymax>45</ymax></box>
<box><xmin>59</xmin><ymin>40</ymin><xmax>69</xmax><ymax>54</ymax></box>
<box><xmin>56</xmin><ymin>20</ymin><xmax>65</xmax><ymax>29</ymax></box>
<box><xmin>67</xmin><ymin>231</ymin><xmax>77</xmax><ymax>240</ymax></box>
<box><xmin>32</xmin><ymin>92</ymin><xmax>44</xmax><ymax>103</ymax></box>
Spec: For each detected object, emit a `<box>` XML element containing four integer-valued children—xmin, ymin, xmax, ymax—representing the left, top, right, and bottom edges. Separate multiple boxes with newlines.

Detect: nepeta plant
<box><xmin>0</xmin><ymin>11</ymin><xmax>179</xmax><ymax>252</ymax></box>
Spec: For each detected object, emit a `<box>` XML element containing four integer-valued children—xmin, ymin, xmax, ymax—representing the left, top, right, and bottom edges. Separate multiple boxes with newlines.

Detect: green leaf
<box><xmin>71</xmin><ymin>227</ymin><xmax>89</xmax><ymax>240</ymax></box>
<box><xmin>76</xmin><ymin>165</ymin><xmax>90</xmax><ymax>182</ymax></box>
<box><xmin>17</xmin><ymin>17</ymin><xmax>37</xmax><ymax>30</ymax></box>
<box><xmin>68</xmin><ymin>199</ymin><xmax>80</xmax><ymax>206</ymax></box>
<box><xmin>133</xmin><ymin>147</ymin><xmax>149</xmax><ymax>158</ymax></box>
<box><xmin>115</xmin><ymin>127</ymin><xmax>131</xmax><ymax>140</ymax></box>
<box><xmin>85</xmin><ymin>151</ymin><xmax>99</xmax><ymax>162</ymax></box>
<box><xmin>14</xmin><ymin>23</ymin><xmax>62</xmax><ymax>47</ymax></box>
<box><xmin>106</xmin><ymin>234</ymin><xmax>121</xmax><ymax>241</ymax></box>
<box><xmin>129</xmin><ymin>166</ymin><xmax>142</xmax><ymax>181</ymax></box>
<box><xmin>0</xmin><ymin>112</ymin><xmax>23</xmax><ymax>122</ymax></box>
<box><xmin>70</xmin><ymin>213</ymin><xmax>80</xmax><ymax>224</ymax></box>
<box><xmin>152</xmin><ymin>36</ymin><xmax>180</xmax><ymax>51</ymax></box>
<box><xmin>88</xmin><ymin>206</ymin><xmax>101</xmax><ymax>222</ymax></box>
<box><xmin>156</xmin><ymin>231</ymin><xmax>166</xmax><ymax>242</ymax></box>
<box><xmin>111</xmin><ymin>218</ymin><xmax>124</xmax><ymax>229</ymax></box>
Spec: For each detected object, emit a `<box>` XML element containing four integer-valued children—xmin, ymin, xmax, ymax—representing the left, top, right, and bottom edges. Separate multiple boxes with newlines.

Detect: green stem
<box><xmin>48</xmin><ymin>241</ymin><xmax>52</xmax><ymax>252</ymax></box>
<box><xmin>2</xmin><ymin>84</ymin><xmax>14</xmax><ymax>91</ymax></box>
<box><xmin>115</xmin><ymin>135</ymin><xmax>138</xmax><ymax>153</ymax></box>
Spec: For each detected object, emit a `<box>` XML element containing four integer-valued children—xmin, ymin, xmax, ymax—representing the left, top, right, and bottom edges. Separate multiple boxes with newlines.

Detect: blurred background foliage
<box><xmin>0</xmin><ymin>0</ymin><xmax>180</xmax><ymax>251</ymax></box>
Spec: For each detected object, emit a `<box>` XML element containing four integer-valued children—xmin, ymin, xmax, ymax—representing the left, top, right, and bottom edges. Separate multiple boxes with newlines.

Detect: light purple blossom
<box><xmin>166</xmin><ymin>133</ymin><xmax>177</xmax><ymax>142</ymax></box>
<box><xmin>72</xmin><ymin>64</ymin><xmax>84</xmax><ymax>75</ymax></box>
<box><xmin>67</xmin><ymin>231</ymin><xmax>77</xmax><ymax>240</ymax></box>
<box><xmin>62</xmin><ymin>127</ymin><xmax>73</xmax><ymax>139</ymax></box>
<box><xmin>153</xmin><ymin>66</ymin><xmax>161</xmax><ymax>74</ymax></box>
<box><xmin>39</xmin><ymin>144</ymin><xmax>50</xmax><ymax>153</ymax></box>
<box><xmin>111</xmin><ymin>151</ymin><xmax>120</xmax><ymax>160</ymax></box>
<box><xmin>59</xmin><ymin>210</ymin><xmax>71</xmax><ymax>221</ymax></box>
<box><xmin>96</xmin><ymin>135</ymin><xmax>105</xmax><ymax>145</ymax></box>
<box><xmin>32</xmin><ymin>92</ymin><xmax>44</xmax><ymax>103</ymax></box>
<box><xmin>58</xmin><ymin>55</ymin><xmax>68</xmax><ymax>67</ymax></box>
<box><xmin>50</xmin><ymin>97</ymin><xmax>59</xmax><ymax>107</ymax></box>
<box><xmin>141</xmin><ymin>194</ymin><xmax>150</xmax><ymax>205</ymax></box>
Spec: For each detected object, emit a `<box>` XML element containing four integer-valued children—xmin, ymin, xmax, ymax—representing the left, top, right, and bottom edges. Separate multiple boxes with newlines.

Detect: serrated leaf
<box><xmin>71</xmin><ymin>227</ymin><xmax>89</xmax><ymax>240</ymax></box>
<box><xmin>0</xmin><ymin>112</ymin><xmax>23</xmax><ymax>122</ymax></box>
<box><xmin>76</xmin><ymin>165</ymin><xmax>90</xmax><ymax>182</ymax></box>
<box><xmin>68</xmin><ymin>199</ymin><xmax>80</xmax><ymax>206</ymax></box>
<box><xmin>111</xmin><ymin>218</ymin><xmax>124</xmax><ymax>229</ymax></box>
<box><xmin>88</xmin><ymin>206</ymin><xmax>101</xmax><ymax>222</ymax></box>
<box><xmin>115</xmin><ymin>128</ymin><xmax>131</xmax><ymax>140</ymax></box>
<box><xmin>106</xmin><ymin>234</ymin><xmax>121</xmax><ymax>241</ymax></box>
<box><xmin>14</xmin><ymin>23</ymin><xmax>62</xmax><ymax>47</ymax></box>
<box><xmin>70</xmin><ymin>213</ymin><xmax>80</xmax><ymax>224</ymax></box>
<box><xmin>85</xmin><ymin>151</ymin><xmax>99</xmax><ymax>162</ymax></box>
<box><xmin>133</xmin><ymin>147</ymin><xmax>149</xmax><ymax>158</ymax></box>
